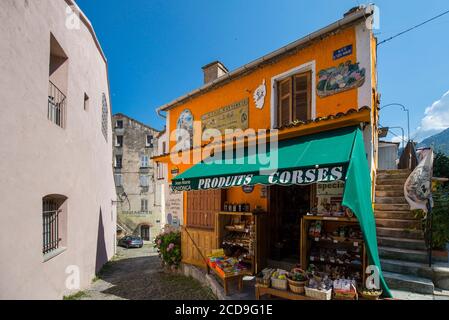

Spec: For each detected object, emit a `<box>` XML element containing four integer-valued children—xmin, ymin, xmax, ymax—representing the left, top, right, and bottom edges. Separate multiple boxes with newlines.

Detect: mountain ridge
<box><xmin>417</xmin><ymin>128</ymin><xmax>449</xmax><ymax>155</ymax></box>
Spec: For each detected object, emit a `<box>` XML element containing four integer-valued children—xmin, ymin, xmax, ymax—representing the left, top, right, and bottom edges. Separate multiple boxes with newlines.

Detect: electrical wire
<box><xmin>378</xmin><ymin>9</ymin><xmax>449</xmax><ymax>46</ymax></box>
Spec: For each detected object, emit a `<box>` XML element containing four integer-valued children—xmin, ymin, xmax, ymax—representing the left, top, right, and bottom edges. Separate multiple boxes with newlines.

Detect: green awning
<box><xmin>172</xmin><ymin>126</ymin><xmax>391</xmax><ymax>297</ymax></box>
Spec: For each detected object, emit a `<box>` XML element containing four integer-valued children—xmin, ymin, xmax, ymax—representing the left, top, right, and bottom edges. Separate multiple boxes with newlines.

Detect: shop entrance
<box><xmin>268</xmin><ymin>184</ymin><xmax>312</xmax><ymax>264</ymax></box>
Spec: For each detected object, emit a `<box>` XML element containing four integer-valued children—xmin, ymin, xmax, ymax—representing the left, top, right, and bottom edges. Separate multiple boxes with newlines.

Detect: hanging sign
<box><xmin>242</xmin><ymin>185</ymin><xmax>255</xmax><ymax>193</ymax></box>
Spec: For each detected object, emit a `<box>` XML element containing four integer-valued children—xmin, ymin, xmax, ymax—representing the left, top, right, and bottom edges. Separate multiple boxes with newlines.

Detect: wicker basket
<box><xmin>304</xmin><ymin>287</ymin><xmax>332</xmax><ymax>300</ymax></box>
<box><xmin>271</xmin><ymin>277</ymin><xmax>288</xmax><ymax>290</ymax></box>
<box><xmin>359</xmin><ymin>290</ymin><xmax>382</xmax><ymax>300</ymax></box>
<box><xmin>256</xmin><ymin>272</ymin><xmax>271</xmax><ymax>288</ymax></box>
<box><xmin>287</xmin><ymin>268</ymin><xmax>307</xmax><ymax>294</ymax></box>
<box><xmin>287</xmin><ymin>278</ymin><xmax>306</xmax><ymax>294</ymax></box>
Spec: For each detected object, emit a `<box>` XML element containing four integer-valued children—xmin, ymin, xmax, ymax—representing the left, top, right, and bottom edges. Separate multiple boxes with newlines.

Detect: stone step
<box><xmin>376</xmin><ymin>184</ymin><xmax>404</xmax><ymax>191</ymax></box>
<box><xmin>375</xmin><ymin>190</ymin><xmax>405</xmax><ymax>197</ymax></box>
<box><xmin>375</xmin><ymin>197</ymin><xmax>407</xmax><ymax>204</ymax></box>
<box><xmin>375</xmin><ymin>203</ymin><xmax>410</xmax><ymax>211</ymax></box>
<box><xmin>378</xmin><ymin>237</ymin><xmax>427</xmax><ymax>250</ymax></box>
<box><xmin>375</xmin><ymin>211</ymin><xmax>418</xmax><ymax>220</ymax></box>
<box><xmin>376</xmin><ymin>178</ymin><xmax>407</xmax><ymax>185</ymax></box>
<box><xmin>383</xmin><ymin>271</ymin><xmax>435</xmax><ymax>294</ymax></box>
<box><xmin>377</xmin><ymin>169</ymin><xmax>411</xmax><ymax>175</ymax></box>
<box><xmin>377</xmin><ymin>227</ymin><xmax>424</xmax><ymax>240</ymax></box>
<box><xmin>381</xmin><ymin>259</ymin><xmax>432</xmax><ymax>279</ymax></box>
<box><xmin>377</xmin><ymin>172</ymin><xmax>410</xmax><ymax>180</ymax></box>
<box><xmin>379</xmin><ymin>246</ymin><xmax>428</xmax><ymax>263</ymax></box>
<box><xmin>376</xmin><ymin>218</ymin><xmax>421</xmax><ymax>229</ymax></box>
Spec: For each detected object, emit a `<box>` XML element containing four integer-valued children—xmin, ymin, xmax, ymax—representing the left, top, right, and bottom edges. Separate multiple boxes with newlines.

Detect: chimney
<box><xmin>202</xmin><ymin>61</ymin><xmax>228</xmax><ymax>84</ymax></box>
<box><xmin>343</xmin><ymin>5</ymin><xmax>365</xmax><ymax>17</ymax></box>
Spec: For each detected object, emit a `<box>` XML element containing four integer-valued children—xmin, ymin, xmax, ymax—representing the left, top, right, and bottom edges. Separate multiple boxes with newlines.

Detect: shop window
<box><xmin>277</xmin><ymin>71</ymin><xmax>311</xmax><ymax>127</ymax></box>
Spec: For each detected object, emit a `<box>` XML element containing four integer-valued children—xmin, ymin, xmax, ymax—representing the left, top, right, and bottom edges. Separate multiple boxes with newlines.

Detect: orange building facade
<box><xmin>154</xmin><ymin>6</ymin><xmax>380</xmax><ymax>269</ymax></box>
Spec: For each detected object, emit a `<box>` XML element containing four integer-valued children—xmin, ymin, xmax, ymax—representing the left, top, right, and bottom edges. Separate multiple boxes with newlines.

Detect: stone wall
<box><xmin>113</xmin><ymin>114</ymin><xmax>161</xmax><ymax>241</ymax></box>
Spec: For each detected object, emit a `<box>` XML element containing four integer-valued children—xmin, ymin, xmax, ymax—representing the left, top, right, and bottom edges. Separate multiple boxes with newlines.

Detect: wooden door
<box><xmin>182</xmin><ymin>189</ymin><xmax>225</xmax><ymax>268</ymax></box>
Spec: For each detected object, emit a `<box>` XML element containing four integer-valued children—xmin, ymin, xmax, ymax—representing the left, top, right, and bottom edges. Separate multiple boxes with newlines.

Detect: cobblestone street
<box><xmin>72</xmin><ymin>245</ymin><xmax>216</xmax><ymax>300</ymax></box>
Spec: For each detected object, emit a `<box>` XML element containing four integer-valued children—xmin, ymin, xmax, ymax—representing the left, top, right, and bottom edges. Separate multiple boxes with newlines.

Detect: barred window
<box><xmin>101</xmin><ymin>93</ymin><xmax>108</xmax><ymax>141</ymax></box>
<box><xmin>42</xmin><ymin>195</ymin><xmax>67</xmax><ymax>256</ymax></box>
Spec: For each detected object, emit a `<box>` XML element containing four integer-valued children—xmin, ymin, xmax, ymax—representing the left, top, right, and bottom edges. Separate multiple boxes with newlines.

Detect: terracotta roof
<box><xmin>274</xmin><ymin>106</ymin><xmax>371</xmax><ymax>130</ymax></box>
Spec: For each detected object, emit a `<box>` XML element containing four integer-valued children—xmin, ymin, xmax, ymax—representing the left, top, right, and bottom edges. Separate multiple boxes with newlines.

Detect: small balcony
<box><xmin>48</xmin><ymin>81</ymin><xmax>66</xmax><ymax>128</ymax></box>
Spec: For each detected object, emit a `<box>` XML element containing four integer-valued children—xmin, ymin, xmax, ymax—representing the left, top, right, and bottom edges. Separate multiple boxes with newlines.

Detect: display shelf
<box><xmin>300</xmin><ymin>215</ymin><xmax>368</xmax><ymax>284</ymax></box>
<box><xmin>219</xmin><ymin>211</ymin><xmax>253</xmax><ymax>216</ymax></box>
<box><xmin>216</xmin><ymin>209</ymin><xmax>267</xmax><ymax>275</ymax></box>
<box><xmin>309</xmin><ymin>257</ymin><xmax>363</xmax><ymax>269</ymax></box>
<box><xmin>309</xmin><ymin>236</ymin><xmax>364</xmax><ymax>246</ymax></box>
<box><xmin>303</xmin><ymin>215</ymin><xmax>359</xmax><ymax>223</ymax></box>
<box><xmin>225</xmin><ymin>226</ymin><xmax>250</xmax><ymax>232</ymax></box>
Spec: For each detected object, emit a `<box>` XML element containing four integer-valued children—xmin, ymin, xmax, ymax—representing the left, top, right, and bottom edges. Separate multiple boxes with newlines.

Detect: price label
<box><xmin>310</xmin><ymin>257</ymin><xmax>315</xmax><ymax>261</ymax></box>
<box><xmin>330</xmin><ymin>259</ymin><xmax>335</xmax><ymax>263</ymax></box>
<box><xmin>333</xmin><ymin>239</ymin><xmax>338</xmax><ymax>244</ymax></box>
<box><xmin>320</xmin><ymin>257</ymin><xmax>325</xmax><ymax>262</ymax></box>
<box><xmin>315</xmin><ymin>237</ymin><xmax>320</xmax><ymax>242</ymax></box>
<box><xmin>353</xmin><ymin>242</ymin><xmax>359</xmax><ymax>247</ymax></box>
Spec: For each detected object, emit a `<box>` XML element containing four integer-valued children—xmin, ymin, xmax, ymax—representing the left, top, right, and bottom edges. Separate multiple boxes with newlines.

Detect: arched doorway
<box><xmin>140</xmin><ymin>225</ymin><xmax>150</xmax><ymax>241</ymax></box>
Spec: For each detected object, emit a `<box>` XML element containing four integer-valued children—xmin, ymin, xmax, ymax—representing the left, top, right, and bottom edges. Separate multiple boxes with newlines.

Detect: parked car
<box><xmin>118</xmin><ymin>235</ymin><xmax>143</xmax><ymax>248</ymax></box>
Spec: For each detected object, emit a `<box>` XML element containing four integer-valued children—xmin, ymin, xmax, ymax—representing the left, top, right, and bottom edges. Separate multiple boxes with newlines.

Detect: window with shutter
<box><xmin>294</xmin><ymin>72</ymin><xmax>311</xmax><ymax>122</ymax></box>
<box><xmin>276</xmin><ymin>71</ymin><xmax>311</xmax><ymax>126</ymax></box>
<box><xmin>278</xmin><ymin>78</ymin><xmax>292</xmax><ymax>126</ymax></box>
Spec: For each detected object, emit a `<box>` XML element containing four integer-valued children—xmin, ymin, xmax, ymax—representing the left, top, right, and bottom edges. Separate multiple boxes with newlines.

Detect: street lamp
<box><xmin>387</xmin><ymin>126</ymin><xmax>406</xmax><ymax>149</ymax></box>
<box><xmin>380</xmin><ymin>103</ymin><xmax>410</xmax><ymax>143</ymax></box>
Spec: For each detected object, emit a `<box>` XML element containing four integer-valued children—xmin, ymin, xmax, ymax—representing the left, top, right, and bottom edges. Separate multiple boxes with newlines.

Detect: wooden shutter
<box><xmin>293</xmin><ymin>72</ymin><xmax>311</xmax><ymax>122</ymax></box>
<box><xmin>277</xmin><ymin>78</ymin><xmax>292</xmax><ymax>127</ymax></box>
<box><xmin>186</xmin><ymin>189</ymin><xmax>223</xmax><ymax>229</ymax></box>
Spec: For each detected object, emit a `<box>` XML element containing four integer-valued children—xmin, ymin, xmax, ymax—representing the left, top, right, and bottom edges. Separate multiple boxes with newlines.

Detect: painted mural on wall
<box><xmin>176</xmin><ymin>109</ymin><xmax>194</xmax><ymax>150</ymax></box>
<box><xmin>317</xmin><ymin>60</ymin><xmax>365</xmax><ymax>98</ymax></box>
<box><xmin>253</xmin><ymin>79</ymin><xmax>266</xmax><ymax>109</ymax></box>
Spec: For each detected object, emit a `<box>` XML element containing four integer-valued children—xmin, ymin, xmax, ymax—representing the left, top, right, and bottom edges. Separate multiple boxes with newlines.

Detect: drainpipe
<box><xmin>156</xmin><ymin>107</ymin><xmax>166</xmax><ymax>119</ymax></box>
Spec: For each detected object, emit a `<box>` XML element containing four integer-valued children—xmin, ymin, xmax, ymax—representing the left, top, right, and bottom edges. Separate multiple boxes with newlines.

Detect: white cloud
<box><xmin>413</xmin><ymin>90</ymin><xmax>449</xmax><ymax>142</ymax></box>
<box><xmin>391</xmin><ymin>136</ymin><xmax>403</xmax><ymax>144</ymax></box>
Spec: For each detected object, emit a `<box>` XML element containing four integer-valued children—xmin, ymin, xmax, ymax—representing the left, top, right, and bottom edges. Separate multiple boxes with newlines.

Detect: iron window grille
<box><xmin>48</xmin><ymin>81</ymin><xmax>66</xmax><ymax>128</ymax></box>
<box><xmin>42</xmin><ymin>199</ymin><xmax>61</xmax><ymax>254</ymax></box>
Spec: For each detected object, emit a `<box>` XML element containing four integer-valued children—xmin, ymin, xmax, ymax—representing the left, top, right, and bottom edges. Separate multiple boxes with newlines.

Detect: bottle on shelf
<box><xmin>224</xmin><ymin>201</ymin><xmax>228</xmax><ymax>212</ymax></box>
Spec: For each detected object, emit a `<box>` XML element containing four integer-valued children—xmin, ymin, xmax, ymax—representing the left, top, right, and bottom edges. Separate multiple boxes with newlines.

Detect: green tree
<box><xmin>433</xmin><ymin>151</ymin><xmax>449</xmax><ymax>178</ymax></box>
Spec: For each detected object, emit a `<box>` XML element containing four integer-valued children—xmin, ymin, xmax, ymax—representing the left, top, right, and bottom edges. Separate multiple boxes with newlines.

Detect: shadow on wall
<box><xmin>95</xmin><ymin>208</ymin><xmax>108</xmax><ymax>274</ymax></box>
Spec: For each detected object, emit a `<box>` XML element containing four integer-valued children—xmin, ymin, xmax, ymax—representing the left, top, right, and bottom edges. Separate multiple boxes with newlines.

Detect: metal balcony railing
<box><xmin>48</xmin><ymin>81</ymin><xmax>66</xmax><ymax>128</ymax></box>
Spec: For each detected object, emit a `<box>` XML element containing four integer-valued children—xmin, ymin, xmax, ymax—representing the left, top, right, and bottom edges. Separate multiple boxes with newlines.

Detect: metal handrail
<box><xmin>48</xmin><ymin>81</ymin><xmax>66</xmax><ymax>128</ymax></box>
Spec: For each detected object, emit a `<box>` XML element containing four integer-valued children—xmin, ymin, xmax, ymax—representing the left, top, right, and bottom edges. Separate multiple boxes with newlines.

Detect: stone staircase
<box><xmin>375</xmin><ymin>169</ymin><xmax>436</xmax><ymax>294</ymax></box>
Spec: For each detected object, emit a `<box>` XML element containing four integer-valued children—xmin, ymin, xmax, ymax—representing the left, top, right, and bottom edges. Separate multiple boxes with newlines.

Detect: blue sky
<box><xmin>77</xmin><ymin>0</ymin><xmax>449</xmax><ymax>142</ymax></box>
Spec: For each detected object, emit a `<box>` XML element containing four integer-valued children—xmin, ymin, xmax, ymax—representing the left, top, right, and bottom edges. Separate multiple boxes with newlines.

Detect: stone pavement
<box><xmin>71</xmin><ymin>244</ymin><xmax>216</xmax><ymax>300</ymax></box>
